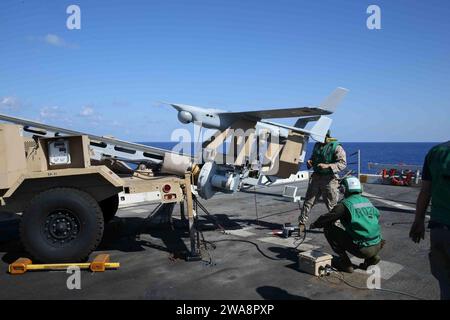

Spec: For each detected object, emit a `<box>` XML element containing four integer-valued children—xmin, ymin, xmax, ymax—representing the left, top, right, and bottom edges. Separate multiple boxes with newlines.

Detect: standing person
<box><xmin>410</xmin><ymin>141</ymin><xmax>450</xmax><ymax>300</ymax></box>
<box><xmin>310</xmin><ymin>176</ymin><xmax>383</xmax><ymax>273</ymax></box>
<box><xmin>298</xmin><ymin>131</ymin><xmax>347</xmax><ymax>231</ymax></box>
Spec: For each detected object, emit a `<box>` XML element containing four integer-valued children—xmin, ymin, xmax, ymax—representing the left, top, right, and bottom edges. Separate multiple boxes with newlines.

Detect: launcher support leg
<box><xmin>179</xmin><ymin>201</ymin><xmax>187</xmax><ymax>222</ymax></box>
<box><xmin>184</xmin><ymin>173</ymin><xmax>201</xmax><ymax>261</ymax></box>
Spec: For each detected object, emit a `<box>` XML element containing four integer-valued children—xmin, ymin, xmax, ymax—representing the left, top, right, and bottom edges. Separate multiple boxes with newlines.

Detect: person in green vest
<box><xmin>310</xmin><ymin>176</ymin><xmax>383</xmax><ymax>273</ymax></box>
<box><xmin>410</xmin><ymin>141</ymin><xmax>450</xmax><ymax>300</ymax></box>
<box><xmin>298</xmin><ymin>131</ymin><xmax>347</xmax><ymax>232</ymax></box>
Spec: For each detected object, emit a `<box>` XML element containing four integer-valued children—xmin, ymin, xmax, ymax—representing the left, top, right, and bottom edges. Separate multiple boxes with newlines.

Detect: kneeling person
<box><xmin>310</xmin><ymin>176</ymin><xmax>383</xmax><ymax>273</ymax></box>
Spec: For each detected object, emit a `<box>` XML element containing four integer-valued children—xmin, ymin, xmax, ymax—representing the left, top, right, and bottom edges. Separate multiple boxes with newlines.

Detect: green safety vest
<box><xmin>311</xmin><ymin>141</ymin><xmax>339</xmax><ymax>174</ymax></box>
<box><xmin>426</xmin><ymin>142</ymin><xmax>450</xmax><ymax>226</ymax></box>
<box><xmin>341</xmin><ymin>194</ymin><xmax>382</xmax><ymax>247</ymax></box>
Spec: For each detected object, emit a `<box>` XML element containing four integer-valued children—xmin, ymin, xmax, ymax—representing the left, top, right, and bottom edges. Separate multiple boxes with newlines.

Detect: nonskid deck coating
<box><xmin>0</xmin><ymin>182</ymin><xmax>439</xmax><ymax>300</ymax></box>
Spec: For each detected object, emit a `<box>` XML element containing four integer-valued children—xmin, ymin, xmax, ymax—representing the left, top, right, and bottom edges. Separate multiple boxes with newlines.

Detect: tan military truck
<box><xmin>0</xmin><ymin>124</ymin><xmax>191</xmax><ymax>263</ymax></box>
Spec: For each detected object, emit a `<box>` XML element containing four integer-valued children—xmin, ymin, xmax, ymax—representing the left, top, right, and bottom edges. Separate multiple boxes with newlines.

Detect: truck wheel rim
<box><xmin>44</xmin><ymin>210</ymin><xmax>80</xmax><ymax>245</ymax></box>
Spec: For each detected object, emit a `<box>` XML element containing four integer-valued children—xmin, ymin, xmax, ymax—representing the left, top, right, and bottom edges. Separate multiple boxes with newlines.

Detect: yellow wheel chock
<box><xmin>8</xmin><ymin>254</ymin><xmax>120</xmax><ymax>275</ymax></box>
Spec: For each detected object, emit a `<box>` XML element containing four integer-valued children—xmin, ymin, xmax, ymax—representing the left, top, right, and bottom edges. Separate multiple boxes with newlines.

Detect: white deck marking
<box><xmin>225</xmin><ymin>225</ymin><xmax>320</xmax><ymax>251</ymax></box>
<box><xmin>226</xmin><ymin>227</ymin><xmax>256</xmax><ymax>237</ymax></box>
<box><xmin>363</xmin><ymin>191</ymin><xmax>430</xmax><ymax>219</ymax></box>
<box><xmin>350</xmin><ymin>257</ymin><xmax>404</xmax><ymax>280</ymax></box>
<box><xmin>295</xmin><ymin>243</ymin><xmax>321</xmax><ymax>251</ymax></box>
<box><xmin>363</xmin><ymin>192</ymin><xmax>415</xmax><ymax>211</ymax></box>
<box><xmin>257</xmin><ymin>236</ymin><xmax>319</xmax><ymax>251</ymax></box>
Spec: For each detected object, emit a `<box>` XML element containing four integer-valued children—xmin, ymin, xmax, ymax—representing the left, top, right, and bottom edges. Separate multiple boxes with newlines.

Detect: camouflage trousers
<box><xmin>298</xmin><ymin>173</ymin><xmax>339</xmax><ymax>224</ymax></box>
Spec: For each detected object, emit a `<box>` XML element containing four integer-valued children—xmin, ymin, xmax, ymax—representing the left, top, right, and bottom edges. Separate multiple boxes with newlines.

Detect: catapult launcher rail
<box><xmin>0</xmin><ymin>113</ymin><xmax>195</xmax><ymax>176</ymax></box>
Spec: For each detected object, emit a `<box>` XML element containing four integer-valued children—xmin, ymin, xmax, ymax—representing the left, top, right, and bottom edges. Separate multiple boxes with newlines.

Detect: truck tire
<box><xmin>99</xmin><ymin>194</ymin><xmax>119</xmax><ymax>223</ymax></box>
<box><xmin>20</xmin><ymin>188</ymin><xmax>104</xmax><ymax>263</ymax></box>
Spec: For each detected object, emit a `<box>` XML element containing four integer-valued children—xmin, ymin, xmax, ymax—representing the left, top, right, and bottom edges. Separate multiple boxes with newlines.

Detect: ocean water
<box><xmin>142</xmin><ymin>142</ymin><xmax>440</xmax><ymax>174</ymax></box>
<box><xmin>320</xmin><ymin>142</ymin><xmax>437</xmax><ymax>174</ymax></box>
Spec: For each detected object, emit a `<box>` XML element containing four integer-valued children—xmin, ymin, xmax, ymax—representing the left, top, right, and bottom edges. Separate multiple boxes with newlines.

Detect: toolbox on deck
<box><xmin>298</xmin><ymin>250</ymin><xmax>333</xmax><ymax>276</ymax></box>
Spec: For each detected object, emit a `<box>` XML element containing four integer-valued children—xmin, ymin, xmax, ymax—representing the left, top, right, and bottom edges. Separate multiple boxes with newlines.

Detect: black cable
<box><xmin>390</xmin><ymin>221</ymin><xmax>414</xmax><ymax>226</ymax></box>
<box><xmin>199</xmin><ymin>230</ymin><xmax>215</xmax><ymax>266</ymax></box>
<box><xmin>258</xmin><ymin>207</ymin><xmax>303</xmax><ymax>220</ymax></box>
<box><xmin>254</xmin><ymin>185</ymin><xmax>259</xmax><ymax>225</ymax></box>
<box><xmin>206</xmin><ymin>239</ymin><xmax>283</xmax><ymax>261</ymax></box>
<box><xmin>198</xmin><ymin>198</ymin><xmax>305</xmax><ymax>263</ymax></box>
<box><xmin>205</xmin><ymin>236</ymin><xmax>425</xmax><ymax>300</ymax></box>
<box><xmin>293</xmin><ymin>201</ymin><xmax>307</xmax><ymax>250</ymax></box>
<box><xmin>327</xmin><ymin>267</ymin><xmax>425</xmax><ymax>300</ymax></box>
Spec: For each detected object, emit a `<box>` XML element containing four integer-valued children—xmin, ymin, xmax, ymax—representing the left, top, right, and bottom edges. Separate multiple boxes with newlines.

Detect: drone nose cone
<box><xmin>178</xmin><ymin>110</ymin><xmax>193</xmax><ymax>124</ymax></box>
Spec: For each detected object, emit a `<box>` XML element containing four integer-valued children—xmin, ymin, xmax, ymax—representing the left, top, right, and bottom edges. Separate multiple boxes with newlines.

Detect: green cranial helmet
<box><xmin>341</xmin><ymin>176</ymin><xmax>362</xmax><ymax>194</ymax></box>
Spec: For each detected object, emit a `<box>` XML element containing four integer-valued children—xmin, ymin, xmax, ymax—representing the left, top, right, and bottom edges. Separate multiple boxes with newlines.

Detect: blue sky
<box><xmin>0</xmin><ymin>0</ymin><xmax>449</xmax><ymax>142</ymax></box>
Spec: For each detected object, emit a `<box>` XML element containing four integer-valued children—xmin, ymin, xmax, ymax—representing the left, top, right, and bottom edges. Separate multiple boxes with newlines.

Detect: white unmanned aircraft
<box><xmin>167</xmin><ymin>87</ymin><xmax>348</xmax><ymax>199</ymax></box>
<box><xmin>170</xmin><ymin>87</ymin><xmax>348</xmax><ymax>143</ymax></box>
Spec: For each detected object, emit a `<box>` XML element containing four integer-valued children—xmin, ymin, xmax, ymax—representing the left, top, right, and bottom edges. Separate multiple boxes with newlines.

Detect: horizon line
<box><xmin>138</xmin><ymin>141</ymin><xmax>444</xmax><ymax>144</ymax></box>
